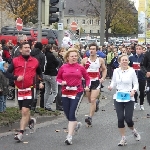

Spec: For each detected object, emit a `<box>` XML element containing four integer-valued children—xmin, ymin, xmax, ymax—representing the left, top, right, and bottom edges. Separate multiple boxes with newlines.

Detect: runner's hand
<box><xmin>61</xmin><ymin>81</ymin><xmax>67</xmax><ymax>86</ymax></box>
<box><xmin>146</xmin><ymin>72</ymin><xmax>150</xmax><ymax>78</ymax></box>
<box><xmin>39</xmin><ymin>83</ymin><xmax>44</xmax><ymax>89</ymax></box>
<box><xmin>84</xmin><ymin>86</ymin><xmax>90</xmax><ymax>92</ymax></box>
<box><xmin>99</xmin><ymin>78</ymin><xmax>104</xmax><ymax>83</ymax></box>
<box><xmin>108</xmin><ymin>86</ymin><xmax>112</xmax><ymax>91</ymax></box>
<box><xmin>17</xmin><ymin>76</ymin><xmax>24</xmax><ymax>81</ymax></box>
<box><xmin>130</xmin><ymin>90</ymin><xmax>135</xmax><ymax>97</ymax></box>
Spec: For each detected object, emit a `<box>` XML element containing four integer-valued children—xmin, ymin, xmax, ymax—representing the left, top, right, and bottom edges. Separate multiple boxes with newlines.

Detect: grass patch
<box><xmin>0</xmin><ymin>107</ymin><xmax>61</xmax><ymax>127</ymax></box>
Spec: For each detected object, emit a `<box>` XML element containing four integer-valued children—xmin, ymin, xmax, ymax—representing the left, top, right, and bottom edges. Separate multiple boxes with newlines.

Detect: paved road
<box><xmin>1</xmin><ymin>79</ymin><xmax>150</xmax><ymax>150</ymax></box>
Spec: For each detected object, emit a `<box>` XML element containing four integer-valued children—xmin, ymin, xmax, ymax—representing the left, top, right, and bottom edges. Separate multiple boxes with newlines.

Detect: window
<box><xmin>68</xmin><ymin>9</ymin><xmax>74</xmax><ymax>15</ymax></box>
<box><xmin>90</xmin><ymin>30</ymin><xmax>92</xmax><ymax>33</ymax></box>
<box><xmin>82</xmin><ymin>19</ymin><xmax>85</xmax><ymax>24</ymax></box>
<box><xmin>67</xmin><ymin>19</ymin><xmax>70</xmax><ymax>24</ymax></box>
<box><xmin>76</xmin><ymin>19</ymin><xmax>78</xmax><ymax>24</ymax></box>
<box><xmin>89</xmin><ymin>20</ymin><xmax>93</xmax><ymax>25</ymax></box>
<box><xmin>98</xmin><ymin>20</ymin><xmax>100</xmax><ymax>25</ymax></box>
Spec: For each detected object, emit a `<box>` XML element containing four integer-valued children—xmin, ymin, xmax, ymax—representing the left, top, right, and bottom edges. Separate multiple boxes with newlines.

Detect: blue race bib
<box><xmin>116</xmin><ymin>91</ymin><xmax>130</xmax><ymax>102</ymax></box>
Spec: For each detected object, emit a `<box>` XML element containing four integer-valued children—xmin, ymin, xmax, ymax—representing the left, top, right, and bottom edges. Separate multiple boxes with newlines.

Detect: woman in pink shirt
<box><xmin>57</xmin><ymin>48</ymin><xmax>90</xmax><ymax>145</ymax></box>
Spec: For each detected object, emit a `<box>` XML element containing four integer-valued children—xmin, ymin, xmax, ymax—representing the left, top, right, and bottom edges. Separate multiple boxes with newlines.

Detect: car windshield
<box><xmin>87</xmin><ymin>39</ymin><xmax>96</xmax><ymax>44</ymax></box>
<box><xmin>124</xmin><ymin>41</ymin><xmax>130</xmax><ymax>43</ymax></box>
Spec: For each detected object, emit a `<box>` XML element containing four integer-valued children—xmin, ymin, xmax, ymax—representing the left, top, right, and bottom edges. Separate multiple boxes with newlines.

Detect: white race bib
<box><xmin>66</xmin><ymin>86</ymin><xmax>77</xmax><ymax>90</ymax></box>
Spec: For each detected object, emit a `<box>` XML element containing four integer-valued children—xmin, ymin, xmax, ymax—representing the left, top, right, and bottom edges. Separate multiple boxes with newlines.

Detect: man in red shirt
<box><xmin>7</xmin><ymin>42</ymin><xmax>44</xmax><ymax>141</ymax></box>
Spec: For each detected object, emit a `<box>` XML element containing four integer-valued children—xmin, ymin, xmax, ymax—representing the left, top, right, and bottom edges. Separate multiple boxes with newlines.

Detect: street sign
<box><xmin>70</xmin><ymin>21</ymin><xmax>77</xmax><ymax>31</ymax></box>
<box><xmin>16</xmin><ymin>18</ymin><xmax>23</xmax><ymax>31</ymax></box>
<box><xmin>58</xmin><ymin>23</ymin><xmax>63</xmax><ymax>30</ymax></box>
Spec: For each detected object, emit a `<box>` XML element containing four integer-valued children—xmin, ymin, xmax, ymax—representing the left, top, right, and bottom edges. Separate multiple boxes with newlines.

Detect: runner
<box><xmin>129</xmin><ymin>45</ymin><xmax>146</xmax><ymax>110</ymax></box>
<box><xmin>7</xmin><ymin>42</ymin><xmax>44</xmax><ymax>141</ymax></box>
<box><xmin>81</xmin><ymin>43</ymin><xmax>107</xmax><ymax>127</ymax></box>
<box><xmin>108</xmin><ymin>54</ymin><xmax>141</xmax><ymax>146</ymax></box>
<box><xmin>56</xmin><ymin>48</ymin><xmax>90</xmax><ymax>145</ymax></box>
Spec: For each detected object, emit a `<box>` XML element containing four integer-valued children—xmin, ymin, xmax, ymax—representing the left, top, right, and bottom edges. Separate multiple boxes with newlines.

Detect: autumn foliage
<box><xmin>0</xmin><ymin>0</ymin><xmax>38</xmax><ymax>24</ymax></box>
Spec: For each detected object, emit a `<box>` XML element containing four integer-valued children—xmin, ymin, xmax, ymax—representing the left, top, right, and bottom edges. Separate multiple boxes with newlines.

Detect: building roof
<box><xmin>64</xmin><ymin>0</ymin><xmax>137</xmax><ymax>16</ymax></box>
<box><xmin>64</xmin><ymin>0</ymin><xmax>100</xmax><ymax>16</ymax></box>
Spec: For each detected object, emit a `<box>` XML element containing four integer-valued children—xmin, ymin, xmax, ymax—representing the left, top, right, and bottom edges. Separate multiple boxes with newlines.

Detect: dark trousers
<box><xmin>55</xmin><ymin>85</ymin><xmax>63</xmax><ymax>109</ymax></box>
<box><xmin>40</xmin><ymin>83</ymin><xmax>45</xmax><ymax>108</ymax></box>
<box><xmin>134</xmin><ymin>80</ymin><xmax>146</xmax><ymax>105</ymax></box>
<box><xmin>62</xmin><ymin>92</ymin><xmax>83</xmax><ymax>121</ymax></box>
<box><xmin>107</xmin><ymin>64</ymin><xmax>112</xmax><ymax>79</ymax></box>
<box><xmin>114</xmin><ymin>100</ymin><xmax>134</xmax><ymax>128</ymax></box>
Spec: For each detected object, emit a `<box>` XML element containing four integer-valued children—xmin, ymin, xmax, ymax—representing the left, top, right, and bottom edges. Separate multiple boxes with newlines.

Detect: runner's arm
<box><xmin>100</xmin><ymin>58</ymin><xmax>107</xmax><ymax>80</ymax></box>
<box><xmin>36</xmin><ymin>66</ymin><xmax>43</xmax><ymax>82</ymax></box>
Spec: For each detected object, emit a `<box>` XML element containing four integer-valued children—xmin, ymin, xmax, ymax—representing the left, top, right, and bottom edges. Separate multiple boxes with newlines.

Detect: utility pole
<box><xmin>100</xmin><ymin>0</ymin><xmax>105</xmax><ymax>46</ymax></box>
<box><xmin>37</xmin><ymin>0</ymin><xmax>42</xmax><ymax>42</ymax></box>
<box><xmin>58</xmin><ymin>0</ymin><xmax>65</xmax><ymax>47</ymax></box>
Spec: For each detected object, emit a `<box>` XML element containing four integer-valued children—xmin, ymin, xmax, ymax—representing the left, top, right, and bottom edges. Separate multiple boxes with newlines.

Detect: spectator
<box><xmin>44</xmin><ymin>44</ymin><xmax>59</xmax><ymax>111</ymax></box>
<box><xmin>0</xmin><ymin>61</ymin><xmax>9</xmax><ymax>113</ymax></box>
<box><xmin>11</xmin><ymin>35</ymin><xmax>27</xmax><ymax>58</ymax></box>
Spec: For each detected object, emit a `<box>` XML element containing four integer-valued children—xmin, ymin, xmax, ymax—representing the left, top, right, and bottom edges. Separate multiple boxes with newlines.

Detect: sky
<box><xmin>130</xmin><ymin>0</ymin><xmax>139</xmax><ymax>10</ymax></box>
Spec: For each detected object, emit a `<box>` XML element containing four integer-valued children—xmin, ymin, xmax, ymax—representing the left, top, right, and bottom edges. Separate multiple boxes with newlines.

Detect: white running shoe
<box><xmin>14</xmin><ymin>133</ymin><xmax>23</xmax><ymax>141</ymax></box>
<box><xmin>134</xmin><ymin>103</ymin><xmax>138</xmax><ymax>109</ymax></box>
<box><xmin>140</xmin><ymin>105</ymin><xmax>144</xmax><ymax>110</ymax></box>
<box><xmin>133</xmin><ymin>129</ymin><xmax>141</xmax><ymax>141</ymax></box>
<box><xmin>74</xmin><ymin>122</ymin><xmax>82</xmax><ymax>135</ymax></box>
<box><xmin>118</xmin><ymin>138</ymin><xmax>127</xmax><ymax>146</ymax></box>
<box><xmin>65</xmin><ymin>135</ymin><xmax>72</xmax><ymax>145</ymax></box>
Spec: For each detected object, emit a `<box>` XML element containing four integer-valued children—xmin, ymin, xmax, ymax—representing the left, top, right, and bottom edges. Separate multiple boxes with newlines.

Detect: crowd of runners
<box><xmin>1</xmin><ymin>34</ymin><xmax>150</xmax><ymax>146</ymax></box>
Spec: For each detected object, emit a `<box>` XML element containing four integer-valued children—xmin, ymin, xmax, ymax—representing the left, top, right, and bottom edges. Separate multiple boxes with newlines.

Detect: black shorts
<box><xmin>17</xmin><ymin>88</ymin><xmax>34</xmax><ymax>110</ymax></box>
<box><xmin>89</xmin><ymin>80</ymin><xmax>101</xmax><ymax>91</ymax></box>
<box><xmin>18</xmin><ymin>99</ymin><xmax>33</xmax><ymax>110</ymax></box>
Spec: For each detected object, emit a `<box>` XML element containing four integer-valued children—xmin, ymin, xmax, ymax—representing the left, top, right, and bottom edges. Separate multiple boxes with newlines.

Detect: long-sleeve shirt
<box><xmin>110</xmin><ymin>67</ymin><xmax>138</xmax><ymax>101</ymax></box>
<box><xmin>56</xmin><ymin>63</ymin><xmax>90</xmax><ymax>94</ymax></box>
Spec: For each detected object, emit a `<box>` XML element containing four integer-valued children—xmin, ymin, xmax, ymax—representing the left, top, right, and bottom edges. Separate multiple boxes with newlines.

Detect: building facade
<box><xmin>0</xmin><ymin>11</ymin><xmax>15</xmax><ymax>30</ymax></box>
<box><xmin>64</xmin><ymin>0</ymin><xmax>100</xmax><ymax>34</ymax></box>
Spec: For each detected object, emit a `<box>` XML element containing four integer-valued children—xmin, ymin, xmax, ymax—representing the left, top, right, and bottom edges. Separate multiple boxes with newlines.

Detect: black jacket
<box><xmin>44</xmin><ymin>51</ymin><xmax>59</xmax><ymax>76</ymax></box>
<box><xmin>140</xmin><ymin>51</ymin><xmax>150</xmax><ymax>80</ymax></box>
<box><xmin>0</xmin><ymin>71</ymin><xmax>9</xmax><ymax>96</ymax></box>
<box><xmin>30</xmin><ymin>48</ymin><xmax>45</xmax><ymax>72</ymax></box>
<box><xmin>56</xmin><ymin>55</ymin><xmax>64</xmax><ymax>69</ymax></box>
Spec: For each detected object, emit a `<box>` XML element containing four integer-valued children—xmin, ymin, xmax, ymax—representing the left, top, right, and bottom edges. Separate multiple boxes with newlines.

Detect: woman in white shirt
<box><xmin>108</xmin><ymin>54</ymin><xmax>141</xmax><ymax>146</ymax></box>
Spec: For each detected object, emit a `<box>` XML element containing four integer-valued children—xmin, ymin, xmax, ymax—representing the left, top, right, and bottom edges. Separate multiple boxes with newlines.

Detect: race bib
<box><xmin>66</xmin><ymin>86</ymin><xmax>77</xmax><ymax>90</ymax></box>
<box><xmin>132</xmin><ymin>62</ymin><xmax>140</xmax><ymax>70</ymax></box>
<box><xmin>116</xmin><ymin>91</ymin><xmax>130</xmax><ymax>102</ymax></box>
<box><xmin>62</xmin><ymin>86</ymin><xmax>78</xmax><ymax>99</ymax></box>
<box><xmin>17</xmin><ymin>88</ymin><xmax>32</xmax><ymax>100</ymax></box>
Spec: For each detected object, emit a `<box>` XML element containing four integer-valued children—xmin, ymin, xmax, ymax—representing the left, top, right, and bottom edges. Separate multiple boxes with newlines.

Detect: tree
<box><xmin>80</xmin><ymin>0</ymin><xmax>138</xmax><ymax>41</ymax></box>
<box><xmin>0</xmin><ymin>0</ymin><xmax>38</xmax><ymax>25</ymax></box>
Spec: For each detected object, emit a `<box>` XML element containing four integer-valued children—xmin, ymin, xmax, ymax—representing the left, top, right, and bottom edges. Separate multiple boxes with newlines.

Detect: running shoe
<box><xmin>140</xmin><ymin>105</ymin><xmax>144</xmax><ymax>110</ymax></box>
<box><xmin>14</xmin><ymin>133</ymin><xmax>23</xmax><ymax>141</ymax></box>
<box><xmin>28</xmin><ymin>118</ymin><xmax>36</xmax><ymax>133</ymax></box>
<box><xmin>134</xmin><ymin>103</ymin><xmax>138</xmax><ymax>109</ymax></box>
<box><xmin>133</xmin><ymin>129</ymin><xmax>141</xmax><ymax>141</ymax></box>
<box><xmin>74</xmin><ymin>122</ymin><xmax>82</xmax><ymax>134</ymax></box>
<box><xmin>118</xmin><ymin>138</ymin><xmax>127</xmax><ymax>146</ymax></box>
<box><xmin>65</xmin><ymin>135</ymin><xmax>72</xmax><ymax>145</ymax></box>
<box><xmin>95</xmin><ymin>99</ymin><xmax>100</xmax><ymax>112</ymax></box>
<box><xmin>85</xmin><ymin>117</ymin><xmax>92</xmax><ymax>127</ymax></box>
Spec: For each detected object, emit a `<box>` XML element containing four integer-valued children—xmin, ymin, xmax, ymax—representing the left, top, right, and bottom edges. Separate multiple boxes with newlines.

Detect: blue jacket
<box><xmin>129</xmin><ymin>54</ymin><xmax>145</xmax><ymax>80</ymax></box>
<box><xmin>85</xmin><ymin>50</ymin><xmax>106</xmax><ymax>58</ymax></box>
